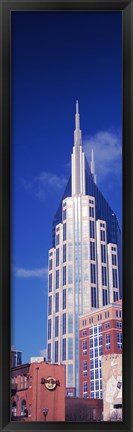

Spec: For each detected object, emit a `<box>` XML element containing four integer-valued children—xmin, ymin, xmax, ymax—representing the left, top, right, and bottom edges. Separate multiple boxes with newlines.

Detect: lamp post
<box><xmin>43</xmin><ymin>408</ymin><xmax>49</xmax><ymax>421</ymax></box>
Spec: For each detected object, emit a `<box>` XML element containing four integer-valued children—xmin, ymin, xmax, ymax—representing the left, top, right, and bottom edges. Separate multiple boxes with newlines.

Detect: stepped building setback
<box><xmin>47</xmin><ymin>102</ymin><xmax>122</xmax><ymax>396</ymax></box>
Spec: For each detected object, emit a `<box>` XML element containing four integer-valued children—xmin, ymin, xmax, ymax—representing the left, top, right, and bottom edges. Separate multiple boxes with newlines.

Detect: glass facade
<box><xmin>47</xmin><ymin>104</ymin><xmax>121</xmax><ymax>397</ymax></box>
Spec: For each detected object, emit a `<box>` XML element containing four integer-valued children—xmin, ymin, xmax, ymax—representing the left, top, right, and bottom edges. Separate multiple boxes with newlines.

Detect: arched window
<box><xmin>20</xmin><ymin>399</ymin><xmax>26</xmax><ymax>416</ymax></box>
<box><xmin>11</xmin><ymin>401</ymin><xmax>17</xmax><ymax>417</ymax></box>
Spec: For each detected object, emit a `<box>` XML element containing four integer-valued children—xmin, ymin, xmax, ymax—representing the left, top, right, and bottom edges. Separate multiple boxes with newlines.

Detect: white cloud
<box><xmin>84</xmin><ymin>129</ymin><xmax>122</xmax><ymax>182</ymax></box>
<box><xmin>14</xmin><ymin>266</ymin><xmax>48</xmax><ymax>279</ymax></box>
<box><xmin>21</xmin><ymin>171</ymin><xmax>67</xmax><ymax>200</ymax></box>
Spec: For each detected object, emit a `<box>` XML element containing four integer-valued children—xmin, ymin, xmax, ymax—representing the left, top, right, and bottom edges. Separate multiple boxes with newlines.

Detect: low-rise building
<box><xmin>79</xmin><ymin>301</ymin><xmax>122</xmax><ymax>399</ymax></box>
<box><xmin>11</xmin><ymin>361</ymin><xmax>65</xmax><ymax>421</ymax></box>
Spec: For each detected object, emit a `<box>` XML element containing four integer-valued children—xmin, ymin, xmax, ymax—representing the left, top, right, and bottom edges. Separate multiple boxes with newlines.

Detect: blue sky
<box><xmin>11</xmin><ymin>11</ymin><xmax>122</xmax><ymax>363</ymax></box>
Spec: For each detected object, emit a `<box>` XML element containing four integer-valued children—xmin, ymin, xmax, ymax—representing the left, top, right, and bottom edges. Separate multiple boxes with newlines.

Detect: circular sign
<box><xmin>45</xmin><ymin>376</ymin><xmax>57</xmax><ymax>391</ymax></box>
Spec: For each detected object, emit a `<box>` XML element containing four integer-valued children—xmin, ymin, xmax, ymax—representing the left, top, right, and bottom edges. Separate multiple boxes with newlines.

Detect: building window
<box><xmin>119</xmin><ymin>311</ymin><xmax>122</xmax><ymax>318</ymax></box>
<box><xmin>56</xmin><ymin>270</ymin><xmax>59</xmax><ymax>289</ymax></box>
<box><xmin>101</xmin><ymin>244</ymin><xmax>106</xmax><ymax>263</ymax></box>
<box><xmin>100</xmin><ymin>230</ymin><xmax>105</xmax><ymax>241</ymax></box>
<box><xmin>63</xmin><ymin>209</ymin><xmax>66</xmax><ymax>221</ymax></box>
<box><xmin>68</xmin><ymin>243</ymin><xmax>73</xmax><ymax>261</ymax></box>
<box><xmin>113</xmin><ymin>291</ymin><xmax>118</xmax><ymax>302</ymax></box>
<box><xmin>99</xmin><ymin>346</ymin><xmax>103</xmax><ymax>355</ymax></box>
<box><xmin>24</xmin><ymin>375</ymin><xmax>27</xmax><ymax>389</ymax></box>
<box><xmin>63</xmin><ymin>244</ymin><xmax>66</xmax><ymax>263</ymax></box>
<box><xmin>49</xmin><ymin>259</ymin><xmax>52</xmax><ymax>271</ymax></box>
<box><xmin>55</xmin><ymin>341</ymin><xmax>58</xmax><ymax>363</ymax></box>
<box><xmin>117</xmin><ymin>333</ymin><xmax>122</xmax><ymax>349</ymax></box>
<box><xmin>11</xmin><ymin>401</ymin><xmax>17</xmax><ymax>417</ymax></box>
<box><xmin>90</xmin><ymin>241</ymin><xmax>95</xmax><ymax>261</ymax></box>
<box><xmin>49</xmin><ymin>273</ymin><xmax>52</xmax><ymax>292</ymax></box>
<box><xmin>95</xmin><ymin>358</ymin><xmax>98</xmax><ymax>368</ymax></box>
<box><xmin>63</xmin><ymin>289</ymin><xmax>66</xmax><ymax>309</ymax></box>
<box><xmin>116</xmin><ymin>310</ymin><xmax>119</xmax><ymax>317</ymax></box>
<box><xmin>48</xmin><ymin>296</ymin><xmax>52</xmax><ymax>315</ymax></box>
<box><xmin>116</xmin><ymin>322</ymin><xmax>122</xmax><ymax>328</ymax></box>
<box><xmin>90</xmin><ymin>370</ymin><xmax>94</xmax><ymax>380</ymax></box>
<box><xmin>82</xmin><ymin>319</ymin><xmax>86</xmax><ymax>326</ymax></box>
<box><xmin>90</xmin><ymin>349</ymin><xmax>94</xmax><ymax>359</ymax></box>
<box><xmin>29</xmin><ymin>376</ymin><xmax>32</xmax><ymax>387</ymax></box>
<box><xmin>56</xmin><ymin>233</ymin><xmax>59</xmax><ymax>246</ymax></box>
<box><xmin>102</xmin><ymin>266</ymin><xmax>107</xmax><ymax>286</ymax></box>
<box><xmin>98</xmin><ymin>325</ymin><xmax>102</xmax><ymax>333</ymax></box>
<box><xmin>68</xmin><ymin>221</ymin><xmax>73</xmax><ymax>240</ymax></box>
<box><xmin>89</xmin><ymin>206</ymin><xmax>94</xmax><ymax>218</ymax></box>
<box><xmin>94</xmin><ymin>326</ymin><xmax>97</xmax><ymax>334</ymax></box>
<box><xmin>68</xmin><ymin>265</ymin><xmax>73</xmax><ymax>284</ymax></box>
<box><xmin>90</xmin><ymin>338</ymin><xmax>93</xmax><ymax>348</ymax></box>
<box><xmin>63</xmin><ymin>266</ymin><xmax>66</xmax><ymax>286</ymax></box>
<box><xmin>91</xmin><ymin>286</ymin><xmax>96</xmax><ymax>307</ymax></box>
<box><xmin>100</xmin><ymin>223</ymin><xmax>105</xmax><ymax>228</ymax></box>
<box><xmin>56</xmin><ymin>248</ymin><xmax>59</xmax><ymax>267</ymax></box>
<box><xmin>106</xmin><ymin>333</ymin><xmax>110</xmax><ymax>350</ymax></box>
<box><xmin>95</xmin><ymin>348</ymin><xmax>98</xmax><ymax>358</ymax></box>
<box><xmin>90</xmin><ymin>327</ymin><xmax>93</xmax><ymax>335</ymax></box>
<box><xmin>82</xmin><ymin>329</ymin><xmax>86</xmax><ymax>336</ymax></box>
<box><xmin>68</xmin><ymin>364</ymin><xmax>73</xmax><ymax>387</ymax></box>
<box><xmin>48</xmin><ymin>319</ymin><xmax>51</xmax><ymax>339</ymax></box>
<box><xmin>68</xmin><ymin>313</ymin><xmax>73</xmax><ymax>333</ymax></box>
<box><xmin>48</xmin><ymin>343</ymin><xmax>51</xmax><ymax>362</ymax></box>
<box><xmin>98</xmin><ymin>314</ymin><xmax>102</xmax><ymax>321</ymax></box>
<box><xmin>105</xmin><ymin>311</ymin><xmax>110</xmax><ymax>318</ymax></box>
<box><xmin>113</xmin><ymin>268</ymin><xmax>118</xmax><ymax>288</ymax></box>
<box><xmin>62</xmin><ymin>338</ymin><xmax>66</xmax><ymax>361</ymax></box>
<box><xmin>95</xmin><ymin>380</ymin><xmax>99</xmax><ymax>390</ymax></box>
<box><xmin>112</xmin><ymin>254</ymin><xmax>117</xmax><ymax>266</ymax></box>
<box><xmin>102</xmin><ymin>289</ymin><xmax>108</xmax><ymax>306</ymax></box>
<box><xmin>29</xmin><ymin>405</ymin><xmax>32</xmax><ymax>417</ymax></box>
<box><xmin>99</xmin><ymin>335</ymin><xmax>102</xmax><ymax>346</ymax></box>
<box><xmin>20</xmin><ymin>375</ymin><xmax>23</xmax><ymax>389</ymax></box>
<box><xmin>83</xmin><ymin>361</ymin><xmax>87</xmax><ymax>377</ymax></box>
<box><xmin>82</xmin><ymin>340</ymin><xmax>87</xmax><ymax>355</ymax></box>
<box><xmin>105</xmin><ymin>322</ymin><xmax>110</xmax><ymax>329</ymax></box>
<box><xmin>68</xmin><ymin>337</ymin><xmax>73</xmax><ymax>360</ymax></box>
<box><xmin>63</xmin><ymin>223</ymin><xmax>66</xmax><ymax>241</ymax></box>
<box><xmin>90</xmin><ymin>359</ymin><xmax>94</xmax><ymax>370</ymax></box>
<box><xmin>91</xmin><ymin>263</ymin><xmax>96</xmax><ymax>284</ymax></box>
<box><xmin>20</xmin><ymin>399</ymin><xmax>26</xmax><ymax>416</ymax></box>
<box><xmin>55</xmin><ymin>292</ymin><xmax>59</xmax><ymax>313</ymax></box>
<box><xmin>91</xmin><ymin>381</ymin><xmax>94</xmax><ymax>391</ymax></box>
<box><xmin>112</xmin><ymin>246</ymin><xmax>116</xmax><ymax>252</ymax></box>
<box><xmin>63</xmin><ymin>313</ymin><xmax>66</xmax><ymax>334</ymax></box>
<box><xmin>94</xmin><ymin>337</ymin><xmax>98</xmax><ymax>347</ymax></box>
<box><xmin>83</xmin><ymin>382</ymin><xmax>88</xmax><ymax>397</ymax></box>
<box><xmin>90</xmin><ymin>220</ymin><xmax>95</xmax><ymax>238</ymax></box>
<box><xmin>55</xmin><ymin>316</ymin><xmax>59</xmax><ymax>337</ymax></box>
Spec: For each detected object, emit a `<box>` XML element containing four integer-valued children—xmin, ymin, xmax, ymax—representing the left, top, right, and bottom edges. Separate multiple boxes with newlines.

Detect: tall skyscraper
<box><xmin>47</xmin><ymin>102</ymin><xmax>121</xmax><ymax>396</ymax></box>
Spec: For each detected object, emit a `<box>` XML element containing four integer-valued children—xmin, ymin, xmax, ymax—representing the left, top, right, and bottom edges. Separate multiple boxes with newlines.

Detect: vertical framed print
<box><xmin>0</xmin><ymin>1</ymin><xmax>133</xmax><ymax>431</ymax></box>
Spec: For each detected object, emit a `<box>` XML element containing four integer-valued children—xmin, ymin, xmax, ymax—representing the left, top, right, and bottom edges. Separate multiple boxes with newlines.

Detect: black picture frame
<box><xmin>0</xmin><ymin>1</ymin><xmax>133</xmax><ymax>431</ymax></box>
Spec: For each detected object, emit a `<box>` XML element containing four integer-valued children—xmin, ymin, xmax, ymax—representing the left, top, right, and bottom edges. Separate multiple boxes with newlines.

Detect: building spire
<box><xmin>72</xmin><ymin>101</ymin><xmax>86</xmax><ymax>195</ymax></box>
<box><xmin>91</xmin><ymin>149</ymin><xmax>96</xmax><ymax>184</ymax></box>
<box><xmin>74</xmin><ymin>100</ymin><xmax>82</xmax><ymax>147</ymax></box>
<box><xmin>75</xmin><ymin>100</ymin><xmax>80</xmax><ymax>129</ymax></box>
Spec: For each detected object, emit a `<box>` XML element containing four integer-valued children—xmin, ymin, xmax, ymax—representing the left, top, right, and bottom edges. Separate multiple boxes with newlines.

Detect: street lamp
<box><xmin>43</xmin><ymin>408</ymin><xmax>49</xmax><ymax>421</ymax></box>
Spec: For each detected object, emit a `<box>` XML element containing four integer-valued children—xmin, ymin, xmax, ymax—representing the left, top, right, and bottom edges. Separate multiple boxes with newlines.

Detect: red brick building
<box><xmin>79</xmin><ymin>301</ymin><xmax>122</xmax><ymax>399</ymax></box>
<box><xmin>11</xmin><ymin>361</ymin><xmax>65</xmax><ymax>421</ymax></box>
<box><xmin>65</xmin><ymin>397</ymin><xmax>103</xmax><ymax>421</ymax></box>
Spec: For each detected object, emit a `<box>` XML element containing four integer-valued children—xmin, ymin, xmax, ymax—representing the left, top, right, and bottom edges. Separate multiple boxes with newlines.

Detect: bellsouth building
<box><xmin>47</xmin><ymin>101</ymin><xmax>122</xmax><ymax>397</ymax></box>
